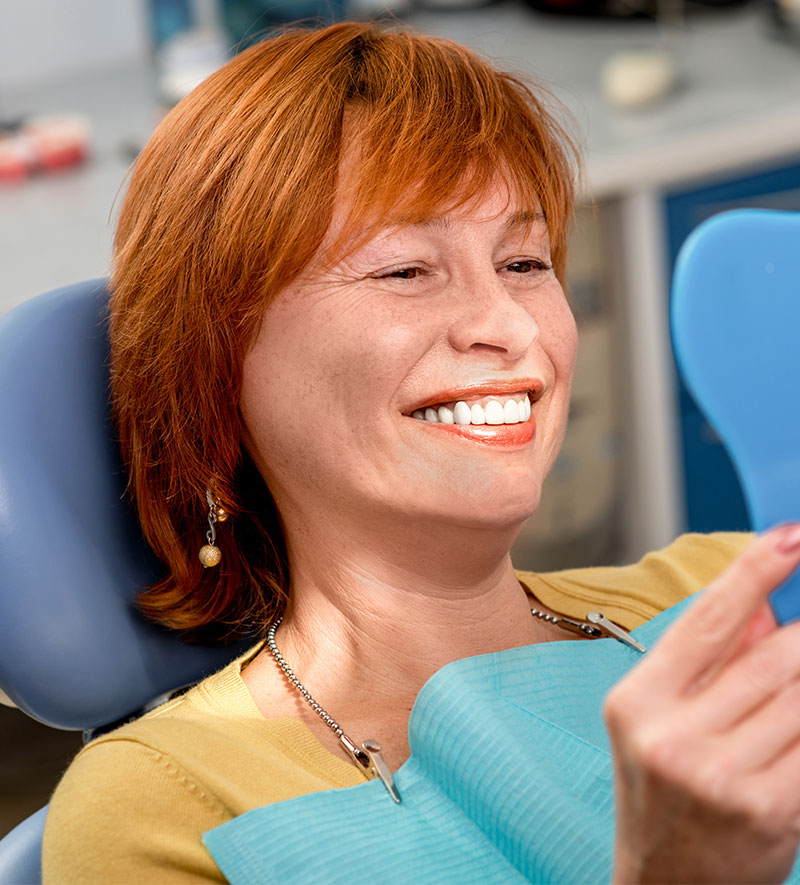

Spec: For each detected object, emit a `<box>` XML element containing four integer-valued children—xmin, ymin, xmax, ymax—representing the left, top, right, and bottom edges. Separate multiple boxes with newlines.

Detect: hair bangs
<box><xmin>325</xmin><ymin>33</ymin><xmax>578</xmax><ymax>278</ymax></box>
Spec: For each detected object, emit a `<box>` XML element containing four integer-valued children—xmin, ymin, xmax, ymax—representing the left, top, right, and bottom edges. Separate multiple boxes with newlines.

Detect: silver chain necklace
<box><xmin>266</xmin><ymin>617</ymin><xmax>401</xmax><ymax>803</ymax></box>
<box><xmin>266</xmin><ymin>607</ymin><xmax>645</xmax><ymax>803</ymax></box>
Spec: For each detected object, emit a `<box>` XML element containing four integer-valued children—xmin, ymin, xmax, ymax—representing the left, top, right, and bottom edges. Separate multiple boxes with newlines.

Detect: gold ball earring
<box><xmin>199</xmin><ymin>487</ymin><xmax>226</xmax><ymax>568</ymax></box>
<box><xmin>198</xmin><ymin>543</ymin><xmax>222</xmax><ymax>568</ymax></box>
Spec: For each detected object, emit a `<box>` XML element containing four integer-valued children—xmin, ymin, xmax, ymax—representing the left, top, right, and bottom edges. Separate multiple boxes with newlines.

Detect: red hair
<box><xmin>110</xmin><ymin>21</ymin><xmax>581</xmax><ymax>640</ymax></box>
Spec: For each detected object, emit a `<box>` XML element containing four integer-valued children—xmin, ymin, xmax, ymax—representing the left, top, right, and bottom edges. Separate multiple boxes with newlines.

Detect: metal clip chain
<box><xmin>266</xmin><ymin>617</ymin><xmax>401</xmax><ymax>803</ymax></box>
<box><xmin>530</xmin><ymin>607</ymin><xmax>647</xmax><ymax>653</ymax></box>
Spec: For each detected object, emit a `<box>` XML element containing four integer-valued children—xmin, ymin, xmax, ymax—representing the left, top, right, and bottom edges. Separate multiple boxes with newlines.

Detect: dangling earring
<box><xmin>199</xmin><ymin>487</ymin><xmax>228</xmax><ymax>568</ymax></box>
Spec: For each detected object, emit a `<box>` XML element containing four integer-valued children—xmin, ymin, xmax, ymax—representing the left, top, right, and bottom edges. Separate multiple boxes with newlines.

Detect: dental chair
<box><xmin>671</xmin><ymin>208</ymin><xmax>800</xmax><ymax>624</ymax></box>
<box><xmin>3</xmin><ymin>210</ymin><xmax>799</xmax><ymax>882</ymax></box>
<box><xmin>0</xmin><ymin>279</ymin><xmax>252</xmax><ymax>884</ymax></box>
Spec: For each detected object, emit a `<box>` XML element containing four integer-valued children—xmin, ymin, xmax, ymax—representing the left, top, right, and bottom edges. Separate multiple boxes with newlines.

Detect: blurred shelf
<box><xmin>407</xmin><ymin>3</ymin><xmax>800</xmax><ymax>197</ymax></box>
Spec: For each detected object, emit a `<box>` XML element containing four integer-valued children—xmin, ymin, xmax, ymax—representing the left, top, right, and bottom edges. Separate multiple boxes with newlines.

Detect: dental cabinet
<box><xmin>4</xmin><ymin>2</ymin><xmax>800</xmax><ymax>567</ymax></box>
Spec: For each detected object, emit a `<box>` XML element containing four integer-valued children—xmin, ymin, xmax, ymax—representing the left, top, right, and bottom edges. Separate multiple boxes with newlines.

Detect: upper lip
<box><xmin>402</xmin><ymin>379</ymin><xmax>544</xmax><ymax>415</ymax></box>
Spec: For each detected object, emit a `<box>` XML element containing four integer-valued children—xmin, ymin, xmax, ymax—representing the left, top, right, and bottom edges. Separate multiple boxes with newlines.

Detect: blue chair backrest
<box><xmin>0</xmin><ymin>280</ymin><xmax>253</xmax><ymax>882</ymax></box>
<box><xmin>0</xmin><ymin>809</ymin><xmax>48</xmax><ymax>885</ymax></box>
<box><xmin>671</xmin><ymin>209</ymin><xmax>800</xmax><ymax>624</ymax></box>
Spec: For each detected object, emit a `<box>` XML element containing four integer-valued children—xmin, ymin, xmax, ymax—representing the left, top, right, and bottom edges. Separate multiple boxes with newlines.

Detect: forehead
<box><xmin>405</xmin><ymin>206</ymin><xmax>546</xmax><ymax>233</ymax></box>
<box><xmin>323</xmin><ymin>171</ymin><xmax>547</xmax><ymax>263</ymax></box>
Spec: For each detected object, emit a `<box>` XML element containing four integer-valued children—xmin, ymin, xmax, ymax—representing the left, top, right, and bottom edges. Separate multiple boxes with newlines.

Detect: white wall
<box><xmin>0</xmin><ymin>0</ymin><xmax>149</xmax><ymax>90</ymax></box>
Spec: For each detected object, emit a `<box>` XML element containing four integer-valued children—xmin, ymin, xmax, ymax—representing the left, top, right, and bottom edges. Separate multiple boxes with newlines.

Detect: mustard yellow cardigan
<box><xmin>43</xmin><ymin>532</ymin><xmax>752</xmax><ymax>883</ymax></box>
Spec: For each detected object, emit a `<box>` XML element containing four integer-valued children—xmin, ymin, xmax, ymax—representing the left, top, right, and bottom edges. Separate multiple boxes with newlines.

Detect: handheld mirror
<box><xmin>671</xmin><ymin>209</ymin><xmax>800</xmax><ymax>624</ymax></box>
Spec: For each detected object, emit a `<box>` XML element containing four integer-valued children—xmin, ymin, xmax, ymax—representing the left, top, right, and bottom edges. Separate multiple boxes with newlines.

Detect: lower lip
<box><xmin>409</xmin><ymin>416</ymin><xmax>536</xmax><ymax>448</ymax></box>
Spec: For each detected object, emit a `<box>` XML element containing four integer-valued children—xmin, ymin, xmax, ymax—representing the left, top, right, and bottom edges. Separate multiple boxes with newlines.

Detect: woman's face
<box><xmin>240</xmin><ymin>178</ymin><xmax>578</xmax><ymax>537</ymax></box>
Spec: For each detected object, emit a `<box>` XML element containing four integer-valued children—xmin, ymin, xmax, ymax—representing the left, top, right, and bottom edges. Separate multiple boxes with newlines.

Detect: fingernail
<box><xmin>774</xmin><ymin>523</ymin><xmax>800</xmax><ymax>554</ymax></box>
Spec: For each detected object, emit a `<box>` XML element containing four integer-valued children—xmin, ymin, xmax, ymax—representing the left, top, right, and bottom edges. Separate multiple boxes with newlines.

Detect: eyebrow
<box><xmin>411</xmin><ymin>209</ymin><xmax>547</xmax><ymax>231</ymax></box>
<box><xmin>506</xmin><ymin>209</ymin><xmax>547</xmax><ymax>227</ymax></box>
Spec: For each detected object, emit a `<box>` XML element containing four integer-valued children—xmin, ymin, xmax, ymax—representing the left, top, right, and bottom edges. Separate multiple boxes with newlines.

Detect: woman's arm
<box><xmin>606</xmin><ymin>525</ymin><xmax>800</xmax><ymax>883</ymax></box>
<box><xmin>43</xmin><ymin>738</ymin><xmax>229</xmax><ymax>883</ymax></box>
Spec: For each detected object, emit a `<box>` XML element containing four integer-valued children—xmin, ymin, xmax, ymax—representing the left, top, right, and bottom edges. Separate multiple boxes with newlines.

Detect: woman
<box><xmin>43</xmin><ymin>21</ymin><xmax>800</xmax><ymax>884</ymax></box>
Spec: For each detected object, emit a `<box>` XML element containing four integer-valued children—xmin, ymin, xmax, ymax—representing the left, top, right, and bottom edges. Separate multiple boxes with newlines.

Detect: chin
<box><xmin>421</xmin><ymin>484</ymin><xmax>543</xmax><ymax>531</ymax></box>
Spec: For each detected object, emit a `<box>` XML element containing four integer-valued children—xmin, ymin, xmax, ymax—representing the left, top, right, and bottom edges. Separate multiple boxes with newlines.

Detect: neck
<box><xmin>269</xmin><ymin>504</ymin><xmax>541</xmax><ymax>721</ymax></box>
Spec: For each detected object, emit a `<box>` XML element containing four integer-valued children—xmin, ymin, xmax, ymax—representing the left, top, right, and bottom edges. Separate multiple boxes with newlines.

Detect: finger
<box><xmin>689</xmin><ymin>601</ymin><xmax>781</xmax><ymax>698</ymax></box>
<box><xmin>679</xmin><ymin>619</ymin><xmax>800</xmax><ymax>735</ymax></box>
<box><xmin>711</xmin><ymin>675</ymin><xmax>800</xmax><ymax>776</ymax></box>
<box><xmin>732</xmin><ymin>602</ymin><xmax>779</xmax><ymax>657</ymax></box>
<box><xmin>630</xmin><ymin>524</ymin><xmax>800</xmax><ymax>700</ymax></box>
<box><xmin>733</xmin><ymin>732</ymin><xmax>800</xmax><ymax>838</ymax></box>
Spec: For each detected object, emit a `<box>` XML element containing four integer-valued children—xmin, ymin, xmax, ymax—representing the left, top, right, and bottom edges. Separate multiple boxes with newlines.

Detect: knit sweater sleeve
<box><xmin>42</xmin><ymin>738</ymin><xmax>229</xmax><ymax>884</ymax></box>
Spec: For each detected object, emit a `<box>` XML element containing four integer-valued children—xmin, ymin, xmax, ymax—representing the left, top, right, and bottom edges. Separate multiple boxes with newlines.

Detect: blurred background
<box><xmin>2</xmin><ymin>0</ymin><xmax>800</xmax><ymax>838</ymax></box>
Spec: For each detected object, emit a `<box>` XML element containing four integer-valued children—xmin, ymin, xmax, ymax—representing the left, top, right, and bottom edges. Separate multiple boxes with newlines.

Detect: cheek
<box><xmin>541</xmin><ymin>297</ymin><xmax>579</xmax><ymax>382</ymax></box>
<box><xmin>239</xmin><ymin>301</ymin><xmax>318</xmax><ymax>461</ymax></box>
<box><xmin>560</xmin><ymin>312</ymin><xmax>579</xmax><ymax>377</ymax></box>
<box><xmin>240</xmin><ymin>298</ymin><xmax>429</xmax><ymax>446</ymax></box>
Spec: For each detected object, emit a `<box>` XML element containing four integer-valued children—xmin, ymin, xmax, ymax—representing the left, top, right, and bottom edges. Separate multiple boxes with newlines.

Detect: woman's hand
<box><xmin>605</xmin><ymin>525</ymin><xmax>800</xmax><ymax>884</ymax></box>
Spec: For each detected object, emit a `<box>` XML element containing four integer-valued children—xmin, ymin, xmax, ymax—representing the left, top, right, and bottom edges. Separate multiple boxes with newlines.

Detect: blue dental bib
<box><xmin>203</xmin><ymin>596</ymin><xmax>800</xmax><ymax>884</ymax></box>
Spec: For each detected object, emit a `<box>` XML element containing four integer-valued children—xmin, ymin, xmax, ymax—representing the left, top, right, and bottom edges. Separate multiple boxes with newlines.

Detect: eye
<box><xmin>374</xmin><ymin>266</ymin><xmax>424</xmax><ymax>281</ymax></box>
<box><xmin>504</xmin><ymin>259</ymin><xmax>552</xmax><ymax>274</ymax></box>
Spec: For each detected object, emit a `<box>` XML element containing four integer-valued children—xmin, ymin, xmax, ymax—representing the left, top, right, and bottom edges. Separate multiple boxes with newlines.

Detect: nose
<box><xmin>446</xmin><ymin>270</ymin><xmax>540</xmax><ymax>362</ymax></box>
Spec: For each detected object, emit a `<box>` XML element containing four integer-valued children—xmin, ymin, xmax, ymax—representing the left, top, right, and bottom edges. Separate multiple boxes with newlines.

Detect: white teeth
<box><xmin>504</xmin><ymin>399</ymin><xmax>520</xmax><ymax>423</ymax></box>
<box><xmin>412</xmin><ymin>395</ymin><xmax>531</xmax><ymax>427</ymax></box>
<box><xmin>438</xmin><ymin>405</ymin><xmax>454</xmax><ymax>424</ymax></box>
<box><xmin>485</xmin><ymin>400</ymin><xmax>504</xmax><ymax>425</ymax></box>
<box><xmin>454</xmin><ymin>401</ymin><xmax>471</xmax><ymax>425</ymax></box>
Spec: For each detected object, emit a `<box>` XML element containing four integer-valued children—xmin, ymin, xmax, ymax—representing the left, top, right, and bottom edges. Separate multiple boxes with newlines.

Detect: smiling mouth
<box><xmin>403</xmin><ymin>389</ymin><xmax>536</xmax><ymax>427</ymax></box>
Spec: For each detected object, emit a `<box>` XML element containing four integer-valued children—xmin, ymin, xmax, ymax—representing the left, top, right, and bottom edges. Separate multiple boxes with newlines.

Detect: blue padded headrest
<box><xmin>0</xmin><ymin>280</ymin><xmax>252</xmax><ymax>730</ymax></box>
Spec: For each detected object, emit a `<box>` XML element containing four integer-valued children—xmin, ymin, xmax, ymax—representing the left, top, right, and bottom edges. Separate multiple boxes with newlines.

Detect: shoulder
<box><xmin>517</xmin><ymin>532</ymin><xmax>753</xmax><ymax>630</ymax></box>
<box><xmin>43</xmin><ymin>643</ymin><xmax>260</xmax><ymax>883</ymax></box>
<box><xmin>43</xmin><ymin>640</ymin><xmax>361</xmax><ymax>882</ymax></box>
<box><xmin>43</xmin><ymin>736</ymin><xmax>229</xmax><ymax>883</ymax></box>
